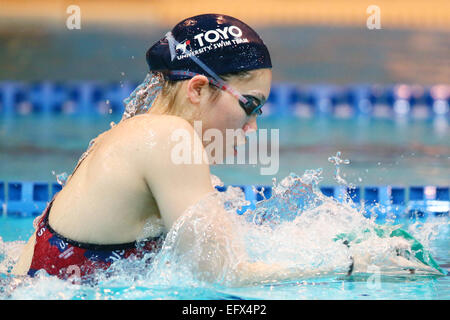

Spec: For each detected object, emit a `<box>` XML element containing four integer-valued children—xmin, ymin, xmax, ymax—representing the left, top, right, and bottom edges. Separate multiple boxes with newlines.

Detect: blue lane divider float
<box><xmin>0</xmin><ymin>81</ymin><xmax>137</xmax><ymax>116</ymax></box>
<box><xmin>1</xmin><ymin>182</ymin><xmax>62</xmax><ymax>217</ymax></box>
<box><xmin>407</xmin><ymin>186</ymin><xmax>450</xmax><ymax>219</ymax></box>
<box><xmin>1</xmin><ymin>181</ymin><xmax>448</xmax><ymax>219</ymax></box>
<box><xmin>1</xmin><ymin>82</ymin><xmax>448</xmax><ymax>118</ymax></box>
<box><xmin>6</xmin><ymin>182</ymin><xmax>49</xmax><ymax>217</ymax></box>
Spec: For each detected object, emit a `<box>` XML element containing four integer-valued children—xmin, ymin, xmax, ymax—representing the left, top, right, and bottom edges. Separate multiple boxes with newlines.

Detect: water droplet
<box><xmin>328</xmin><ymin>151</ymin><xmax>350</xmax><ymax>185</ymax></box>
<box><xmin>56</xmin><ymin>172</ymin><xmax>68</xmax><ymax>186</ymax></box>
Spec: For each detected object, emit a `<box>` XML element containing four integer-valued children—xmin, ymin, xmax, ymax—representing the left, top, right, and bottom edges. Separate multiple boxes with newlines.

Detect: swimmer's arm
<box><xmin>207</xmin><ymin>213</ymin><xmax>316</xmax><ymax>286</ymax></box>
<box><xmin>11</xmin><ymin>232</ymin><xmax>37</xmax><ymax>275</ymax></box>
<box><xmin>230</xmin><ymin>261</ymin><xmax>314</xmax><ymax>287</ymax></box>
<box><xmin>139</xmin><ymin>115</ymin><xmax>216</xmax><ymax>230</ymax></box>
<box><xmin>138</xmin><ymin>117</ymin><xmax>311</xmax><ymax>285</ymax></box>
<box><xmin>185</xmin><ymin>199</ymin><xmax>316</xmax><ymax>286</ymax></box>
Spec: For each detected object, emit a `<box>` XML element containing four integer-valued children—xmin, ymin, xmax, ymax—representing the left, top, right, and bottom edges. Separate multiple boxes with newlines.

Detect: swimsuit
<box><xmin>27</xmin><ymin>198</ymin><xmax>164</xmax><ymax>281</ymax></box>
<box><xmin>27</xmin><ymin>138</ymin><xmax>165</xmax><ymax>281</ymax></box>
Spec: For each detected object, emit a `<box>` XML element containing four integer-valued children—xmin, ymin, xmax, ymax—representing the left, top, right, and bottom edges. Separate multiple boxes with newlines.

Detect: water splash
<box><xmin>407</xmin><ymin>218</ymin><xmax>449</xmax><ymax>250</ymax></box>
<box><xmin>247</xmin><ymin>170</ymin><xmax>325</xmax><ymax>225</ymax></box>
<box><xmin>55</xmin><ymin>172</ymin><xmax>68</xmax><ymax>186</ymax></box>
<box><xmin>328</xmin><ymin>151</ymin><xmax>350</xmax><ymax>185</ymax></box>
<box><xmin>0</xmin><ymin>238</ymin><xmax>24</xmax><ymax>276</ymax></box>
<box><xmin>0</xmin><ymin>168</ymin><xmax>447</xmax><ymax>299</ymax></box>
<box><xmin>121</xmin><ymin>72</ymin><xmax>164</xmax><ymax>121</ymax></box>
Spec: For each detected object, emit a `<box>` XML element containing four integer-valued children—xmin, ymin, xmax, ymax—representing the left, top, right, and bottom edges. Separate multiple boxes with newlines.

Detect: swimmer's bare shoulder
<box><xmin>129</xmin><ymin>114</ymin><xmax>215</xmax><ymax>230</ymax></box>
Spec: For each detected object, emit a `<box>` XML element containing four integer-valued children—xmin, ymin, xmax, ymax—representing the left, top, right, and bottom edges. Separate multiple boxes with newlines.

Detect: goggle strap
<box><xmin>165</xmin><ymin>31</ymin><xmax>248</xmax><ymax>104</ymax></box>
<box><xmin>170</xmin><ymin>70</ymin><xmax>249</xmax><ymax>105</ymax></box>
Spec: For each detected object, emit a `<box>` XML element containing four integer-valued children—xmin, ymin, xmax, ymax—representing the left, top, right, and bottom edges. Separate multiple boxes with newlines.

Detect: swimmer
<box><xmin>12</xmin><ymin>14</ymin><xmax>313</xmax><ymax>285</ymax></box>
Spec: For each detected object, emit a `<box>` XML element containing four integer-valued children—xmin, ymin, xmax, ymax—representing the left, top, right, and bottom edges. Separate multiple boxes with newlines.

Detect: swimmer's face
<box><xmin>187</xmin><ymin>68</ymin><xmax>272</xmax><ymax>162</ymax></box>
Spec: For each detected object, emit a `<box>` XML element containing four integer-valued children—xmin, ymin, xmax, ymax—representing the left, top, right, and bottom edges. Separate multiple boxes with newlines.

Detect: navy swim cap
<box><xmin>146</xmin><ymin>14</ymin><xmax>272</xmax><ymax>81</ymax></box>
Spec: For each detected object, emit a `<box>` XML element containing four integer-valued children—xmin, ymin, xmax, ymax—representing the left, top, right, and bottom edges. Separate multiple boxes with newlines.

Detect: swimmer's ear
<box><xmin>186</xmin><ymin>75</ymin><xmax>210</xmax><ymax>105</ymax></box>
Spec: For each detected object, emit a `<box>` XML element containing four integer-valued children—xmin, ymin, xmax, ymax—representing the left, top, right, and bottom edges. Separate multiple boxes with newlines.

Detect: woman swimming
<box><xmin>12</xmin><ymin>13</ymin><xmax>447</xmax><ymax>285</ymax></box>
<box><xmin>11</xmin><ymin>13</ymin><xmax>318</xmax><ymax>285</ymax></box>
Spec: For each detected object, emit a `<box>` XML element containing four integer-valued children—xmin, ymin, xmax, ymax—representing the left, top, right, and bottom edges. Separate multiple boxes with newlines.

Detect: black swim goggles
<box><xmin>237</xmin><ymin>94</ymin><xmax>266</xmax><ymax>116</ymax></box>
<box><xmin>170</xmin><ymin>70</ymin><xmax>266</xmax><ymax>116</ymax></box>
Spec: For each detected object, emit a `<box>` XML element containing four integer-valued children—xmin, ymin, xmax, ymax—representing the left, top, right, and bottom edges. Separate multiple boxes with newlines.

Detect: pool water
<box><xmin>0</xmin><ymin>206</ymin><xmax>448</xmax><ymax>300</ymax></box>
<box><xmin>1</xmin><ymin>114</ymin><xmax>449</xmax><ymax>185</ymax></box>
<box><xmin>0</xmin><ymin>114</ymin><xmax>448</xmax><ymax>300</ymax></box>
<box><xmin>0</xmin><ymin>168</ymin><xmax>449</xmax><ymax>300</ymax></box>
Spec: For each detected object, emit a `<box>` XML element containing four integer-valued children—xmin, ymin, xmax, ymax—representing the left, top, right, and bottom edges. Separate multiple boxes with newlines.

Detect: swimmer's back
<box><xmin>12</xmin><ymin>113</ymin><xmax>215</xmax><ymax>275</ymax></box>
<box><xmin>48</xmin><ymin>114</ymin><xmax>173</xmax><ymax>244</ymax></box>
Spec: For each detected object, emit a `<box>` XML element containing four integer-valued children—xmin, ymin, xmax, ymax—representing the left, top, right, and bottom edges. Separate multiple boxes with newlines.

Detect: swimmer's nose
<box><xmin>243</xmin><ymin>116</ymin><xmax>257</xmax><ymax>133</ymax></box>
